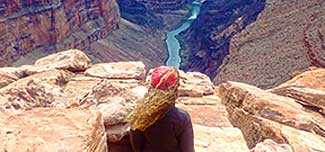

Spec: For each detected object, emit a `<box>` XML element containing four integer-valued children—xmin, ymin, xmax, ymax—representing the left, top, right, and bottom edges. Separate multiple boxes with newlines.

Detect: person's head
<box><xmin>150</xmin><ymin>66</ymin><xmax>180</xmax><ymax>91</ymax></box>
<box><xmin>127</xmin><ymin>66</ymin><xmax>180</xmax><ymax>131</ymax></box>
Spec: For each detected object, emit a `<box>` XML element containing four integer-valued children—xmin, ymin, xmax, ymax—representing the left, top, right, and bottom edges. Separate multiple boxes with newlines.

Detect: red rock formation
<box><xmin>0</xmin><ymin>0</ymin><xmax>120</xmax><ymax>66</ymax></box>
<box><xmin>220</xmin><ymin>81</ymin><xmax>325</xmax><ymax>151</ymax></box>
<box><xmin>214</xmin><ymin>0</ymin><xmax>325</xmax><ymax>89</ymax></box>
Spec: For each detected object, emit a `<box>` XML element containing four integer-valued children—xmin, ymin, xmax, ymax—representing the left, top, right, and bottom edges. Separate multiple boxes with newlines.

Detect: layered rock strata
<box><xmin>270</xmin><ymin>68</ymin><xmax>325</xmax><ymax>115</ymax></box>
<box><xmin>219</xmin><ymin>68</ymin><xmax>325</xmax><ymax>151</ymax></box>
<box><xmin>215</xmin><ymin>0</ymin><xmax>325</xmax><ymax>89</ymax></box>
<box><xmin>117</xmin><ymin>0</ymin><xmax>164</xmax><ymax>29</ymax></box>
<box><xmin>117</xmin><ymin>0</ymin><xmax>190</xmax><ymax>29</ymax></box>
<box><xmin>0</xmin><ymin>0</ymin><xmax>120</xmax><ymax>66</ymax></box>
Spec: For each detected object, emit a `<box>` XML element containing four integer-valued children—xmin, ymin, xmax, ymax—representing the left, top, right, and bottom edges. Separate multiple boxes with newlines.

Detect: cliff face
<box><xmin>214</xmin><ymin>0</ymin><xmax>325</xmax><ymax>89</ymax></box>
<box><xmin>117</xmin><ymin>0</ymin><xmax>163</xmax><ymax>29</ymax></box>
<box><xmin>180</xmin><ymin>0</ymin><xmax>266</xmax><ymax>78</ymax></box>
<box><xmin>137</xmin><ymin>0</ymin><xmax>191</xmax><ymax>12</ymax></box>
<box><xmin>0</xmin><ymin>0</ymin><xmax>120</xmax><ymax>66</ymax></box>
<box><xmin>116</xmin><ymin>0</ymin><xmax>190</xmax><ymax>29</ymax></box>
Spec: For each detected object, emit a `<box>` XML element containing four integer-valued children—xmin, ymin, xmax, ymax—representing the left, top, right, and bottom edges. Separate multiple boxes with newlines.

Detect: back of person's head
<box><xmin>150</xmin><ymin>66</ymin><xmax>179</xmax><ymax>91</ymax></box>
<box><xmin>127</xmin><ymin>66</ymin><xmax>180</xmax><ymax>131</ymax></box>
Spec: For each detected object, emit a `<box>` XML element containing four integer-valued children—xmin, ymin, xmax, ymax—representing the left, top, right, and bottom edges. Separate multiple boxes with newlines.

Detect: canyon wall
<box><xmin>117</xmin><ymin>0</ymin><xmax>164</xmax><ymax>29</ymax></box>
<box><xmin>0</xmin><ymin>0</ymin><xmax>120</xmax><ymax>66</ymax></box>
<box><xmin>180</xmin><ymin>0</ymin><xmax>266</xmax><ymax>78</ymax></box>
<box><xmin>117</xmin><ymin>0</ymin><xmax>190</xmax><ymax>29</ymax></box>
<box><xmin>214</xmin><ymin>0</ymin><xmax>325</xmax><ymax>89</ymax></box>
<box><xmin>137</xmin><ymin>0</ymin><xmax>191</xmax><ymax>12</ymax></box>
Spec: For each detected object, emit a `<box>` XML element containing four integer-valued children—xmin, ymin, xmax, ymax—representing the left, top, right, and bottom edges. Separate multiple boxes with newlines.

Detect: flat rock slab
<box><xmin>23</xmin><ymin>49</ymin><xmax>92</xmax><ymax>75</ymax></box>
<box><xmin>177</xmin><ymin>96</ymin><xmax>232</xmax><ymax>127</ymax></box>
<box><xmin>64</xmin><ymin>76</ymin><xmax>102</xmax><ymax>107</ymax></box>
<box><xmin>194</xmin><ymin>125</ymin><xmax>250</xmax><ymax>152</ymax></box>
<box><xmin>85</xmin><ymin>62</ymin><xmax>146</xmax><ymax>80</ymax></box>
<box><xmin>0</xmin><ymin>108</ymin><xmax>107</xmax><ymax>152</ymax></box>
<box><xmin>178</xmin><ymin>71</ymin><xmax>214</xmax><ymax>96</ymax></box>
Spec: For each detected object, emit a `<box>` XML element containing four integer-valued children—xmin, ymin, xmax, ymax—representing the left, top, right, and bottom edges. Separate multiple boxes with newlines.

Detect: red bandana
<box><xmin>151</xmin><ymin>66</ymin><xmax>179</xmax><ymax>90</ymax></box>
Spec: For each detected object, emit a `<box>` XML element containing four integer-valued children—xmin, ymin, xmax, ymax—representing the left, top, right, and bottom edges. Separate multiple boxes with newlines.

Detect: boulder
<box><xmin>79</xmin><ymin>79</ymin><xmax>147</xmax><ymax>110</ymax></box>
<box><xmin>66</xmin><ymin>77</ymin><xmax>148</xmax><ymax>124</ymax></box>
<box><xmin>225</xmin><ymin>104</ymin><xmax>325</xmax><ymax>151</ymax></box>
<box><xmin>219</xmin><ymin>81</ymin><xmax>325</xmax><ymax>150</ymax></box>
<box><xmin>23</xmin><ymin>50</ymin><xmax>91</xmax><ymax>75</ymax></box>
<box><xmin>251</xmin><ymin>139</ymin><xmax>293</xmax><ymax>152</ymax></box>
<box><xmin>85</xmin><ymin>62</ymin><xmax>146</xmax><ymax>80</ymax></box>
<box><xmin>194</xmin><ymin>124</ymin><xmax>250</xmax><ymax>152</ymax></box>
<box><xmin>0</xmin><ymin>70</ymin><xmax>73</xmax><ymax>111</ymax></box>
<box><xmin>79</xmin><ymin>79</ymin><xmax>147</xmax><ymax>141</ymax></box>
<box><xmin>178</xmin><ymin>71</ymin><xmax>214</xmax><ymax>97</ymax></box>
<box><xmin>271</xmin><ymin>69</ymin><xmax>325</xmax><ymax>114</ymax></box>
<box><xmin>0</xmin><ymin>108</ymin><xmax>107</xmax><ymax>152</ymax></box>
<box><xmin>105</xmin><ymin>123</ymin><xmax>130</xmax><ymax>142</ymax></box>
<box><xmin>220</xmin><ymin>81</ymin><xmax>325</xmax><ymax>138</ymax></box>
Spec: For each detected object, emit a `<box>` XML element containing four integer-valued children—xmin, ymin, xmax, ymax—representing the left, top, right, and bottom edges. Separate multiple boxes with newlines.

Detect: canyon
<box><xmin>87</xmin><ymin>0</ymin><xmax>194</xmax><ymax>70</ymax></box>
<box><xmin>179</xmin><ymin>0</ymin><xmax>266</xmax><ymax>78</ymax></box>
<box><xmin>1</xmin><ymin>0</ymin><xmax>194</xmax><ymax>70</ymax></box>
<box><xmin>0</xmin><ymin>1</ymin><xmax>325</xmax><ymax>151</ymax></box>
<box><xmin>1</xmin><ymin>0</ymin><xmax>325</xmax><ymax>90</ymax></box>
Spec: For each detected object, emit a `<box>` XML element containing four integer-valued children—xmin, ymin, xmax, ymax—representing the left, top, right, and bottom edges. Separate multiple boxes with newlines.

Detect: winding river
<box><xmin>165</xmin><ymin>1</ymin><xmax>201</xmax><ymax>68</ymax></box>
